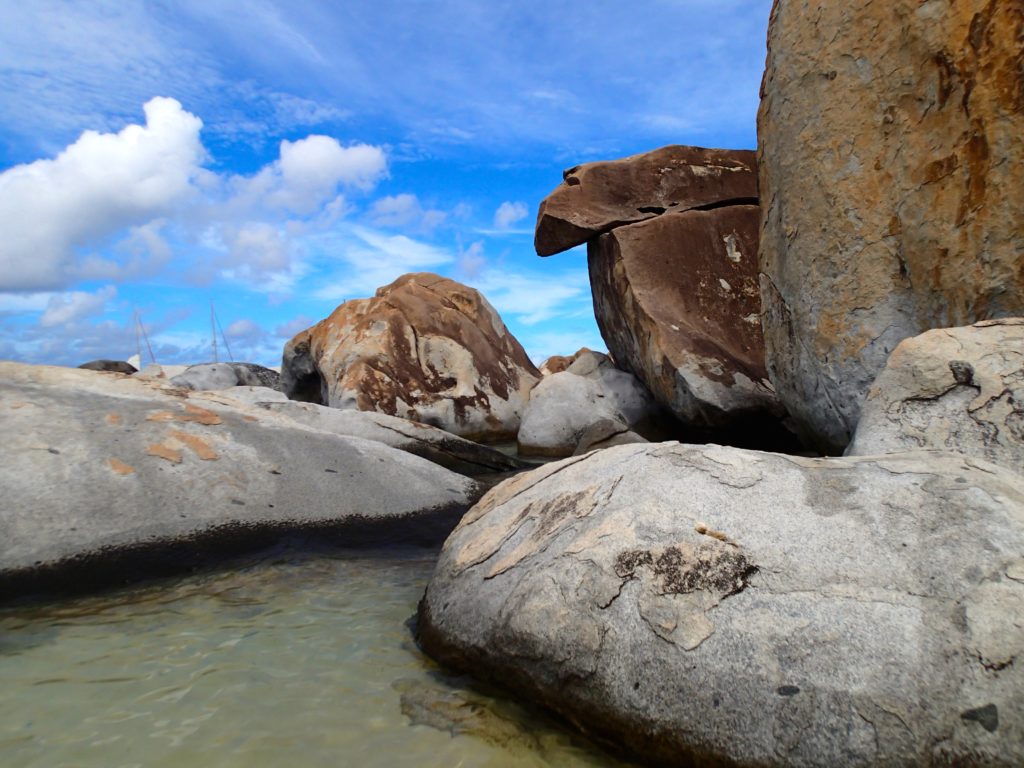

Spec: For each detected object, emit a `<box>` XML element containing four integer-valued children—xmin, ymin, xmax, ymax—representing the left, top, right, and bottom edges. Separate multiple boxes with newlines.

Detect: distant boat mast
<box><xmin>134</xmin><ymin>309</ymin><xmax>156</xmax><ymax>366</ymax></box>
<box><xmin>210</xmin><ymin>301</ymin><xmax>234</xmax><ymax>363</ymax></box>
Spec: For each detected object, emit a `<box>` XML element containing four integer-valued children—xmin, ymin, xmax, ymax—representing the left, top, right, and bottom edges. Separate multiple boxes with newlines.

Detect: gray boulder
<box><xmin>78</xmin><ymin>359</ymin><xmax>137</xmax><ymax>374</ymax></box>
<box><xmin>0</xmin><ymin>363</ymin><xmax>478</xmax><ymax>596</ymax></box>
<box><xmin>220</xmin><ymin>398</ymin><xmax>529</xmax><ymax>477</ymax></box>
<box><xmin>170</xmin><ymin>362</ymin><xmax>281</xmax><ymax>391</ymax></box>
<box><xmin>517</xmin><ymin>351</ymin><xmax>661</xmax><ymax>457</ymax></box>
<box><xmin>420</xmin><ymin>443</ymin><xmax>1024</xmax><ymax>766</ymax></box>
<box><xmin>848</xmin><ymin>319</ymin><xmax>1024</xmax><ymax>477</ymax></box>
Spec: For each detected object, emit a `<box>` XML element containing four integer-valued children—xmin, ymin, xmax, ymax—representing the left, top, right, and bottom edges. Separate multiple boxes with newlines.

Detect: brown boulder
<box><xmin>281</xmin><ymin>273</ymin><xmax>540</xmax><ymax>441</ymax></box>
<box><xmin>758</xmin><ymin>0</ymin><xmax>1024</xmax><ymax>453</ymax></box>
<box><xmin>538</xmin><ymin>347</ymin><xmax>594</xmax><ymax>376</ymax></box>
<box><xmin>535</xmin><ymin>145</ymin><xmax>757</xmax><ymax>257</ymax></box>
<box><xmin>589</xmin><ymin>206</ymin><xmax>786</xmax><ymax>433</ymax></box>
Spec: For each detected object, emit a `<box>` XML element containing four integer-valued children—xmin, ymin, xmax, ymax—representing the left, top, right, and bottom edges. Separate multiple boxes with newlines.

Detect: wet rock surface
<box><xmin>420</xmin><ymin>443</ymin><xmax>1024</xmax><ymax>766</ymax></box>
<box><xmin>281</xmin><ymin>273</ymin><xmax>540</xmax><ymax>442</ymax></box>
<box><xmin>848</xmin><ymin>318</ymin><xmax>1024</xmax><ymax>476</ymax></box>
<box><xmin>758</xmin><ymin>0</ymin><xmax>1024</xmax><ymax>453</ymax></box>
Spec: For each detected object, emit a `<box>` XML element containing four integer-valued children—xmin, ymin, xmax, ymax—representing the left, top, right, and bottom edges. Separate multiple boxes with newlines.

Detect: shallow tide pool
<box><xmin>0</xmin><ymin>547</ymin><xmax>630</xmax><ymax>768</ymax></box>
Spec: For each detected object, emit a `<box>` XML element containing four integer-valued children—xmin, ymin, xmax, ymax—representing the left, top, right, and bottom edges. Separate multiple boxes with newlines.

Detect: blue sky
<box><xmin>0</xmin><ymin>0</ymin><xmax>771</xmax><ymax>367</ymax></box>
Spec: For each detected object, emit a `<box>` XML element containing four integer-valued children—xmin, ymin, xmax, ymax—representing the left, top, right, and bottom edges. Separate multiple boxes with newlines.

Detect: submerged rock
<box><xmin>420</xmin><ymin>443</ymin><xmax>1024</xmax><ymax>766</ymax></box>
<box><xmin>848</xmin><ymin>318</ymin><xmax>1024</xmax><ymax>476</ymax></box>
<box><xmin>0</xmin><ymin>363</ymin><xmax>478</xmax><ymax>596</ymax></box>
<box><xmin>281</xmin><ymin>273</ymin><xmax>540</xmax><ymax>442</ymax></box>
<box><xmin>758</xmin><ymin>1</ymin><xmax>1024</xmax><ymax>453</ymax></box>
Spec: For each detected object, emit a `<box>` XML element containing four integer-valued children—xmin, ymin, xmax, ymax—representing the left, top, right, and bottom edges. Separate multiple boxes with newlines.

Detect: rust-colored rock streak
<box><xmin>590</xmin><ymin>206</ymin><xmax>782</xmax><ymax>428</ymax></box>
<box><xmin>758</xmin><ymin>0</ymin><xmax>1024</xmax><ymax>453</ymax></box>
<box><xmin>535</xmin><ymin>145</ymin><xmax>758</xmax><ymax>257</ymax></box>
<box><xmin>281</xmin><ymin>273</ymin><xmax>540</xmax><ymax>441</ymax></box>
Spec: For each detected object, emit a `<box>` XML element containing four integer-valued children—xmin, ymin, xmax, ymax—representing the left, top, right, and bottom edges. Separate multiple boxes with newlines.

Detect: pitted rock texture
<box><xmin>848</xmin><ymin>318</ymin><xmax>1024</xmax><ymax>476</ymax></box>
<box><xmin>517</xmin><ymin>350</ymin><xmax>662</xmax><ymax>457</ymax></box>
<box><xmin>281</xmin><ymin>273</ymin><xmax>540</xmax><ymax>441</ymax></box>
<box><xmin>534</xmin><ymin>145</ymin><xmax>757</xmax><ymax>257</ymax></box>
<box><xmin>420</xmin><ymin>442</ymin><xmax>1024</xmax><ymax>767</ymax></box>
<box><xmin>758</xmin><ymin>0</ymin><xmax>1024</xmax><ymax>454</ymax></box>
<box><xmin>590</xmin><ymin>205</ymin><xmax>785</xmax><ymax>433</ymax></box>
<box><xmin>0</xmin><ymin>363</ymin><xmax>478</xmax><ymax>593</ymax></box>
<box><xmin>170</xmin><ymin>362</ymin><xmax>281</xmax><ymax>391</ymax></box>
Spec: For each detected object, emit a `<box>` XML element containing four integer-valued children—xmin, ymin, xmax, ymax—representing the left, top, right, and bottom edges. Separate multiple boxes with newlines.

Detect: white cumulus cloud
<box><xmin>39</xmin><ymin>285</ymin><xmax>118</xmax><ymax>328</ymax></box>
<box><xmin>493</xmin><ymin>200</ymin><xmax>528</xmax><ymax>229</ymax></box>
<box><xmin>0</xmin><ymin>97</ymin><xmax>204</xmax><ymax>291</ymax></box>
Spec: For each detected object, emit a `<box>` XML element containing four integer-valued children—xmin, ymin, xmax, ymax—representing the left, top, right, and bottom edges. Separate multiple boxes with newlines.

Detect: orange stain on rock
<box><xmin>145</xmin><ymin>405</ymin><xmax>223</xmax><ymax>426</ymax></box>
<box><xmin>147</xmin><ymin>443</ymin><xmax>183</xmax><ymax>464</ymax></box>
<box><xmin>170</xmin><ymin>430</ymin><xmax>219</xmax><ymax>460</ymax></box>
<box><xmin>182</xmin><ymin>404</ymin><xmax>223</xmax><ymax>425</ymax></box>
<box><xmin>108</xmin><ymin>458</ymin><xmax>136</xmax><ymax>475</ymax></box>
<box><xmin>105</xmin><ymin>413</ymin><xmax>123</xmax><ymax>426</ymax></box>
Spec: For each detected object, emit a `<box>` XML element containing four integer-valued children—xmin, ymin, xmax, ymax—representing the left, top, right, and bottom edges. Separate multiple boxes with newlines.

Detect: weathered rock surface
<box><xmin>538</xmin><ymin>348</ymin><xmax>593</xmax><ymax>377</ymax></box>
<box><xmin>517</xmin><ymin>351</ymin><xmax>662</xmax><ymax>457</ymax></box>
<box><xmin>223</xmin><ymin>398</ymin><xmax>529</xmax><ymax>477</ymax></box>
<box><xmin>758</xmin><ymin>0</ymin><xmax>1024</xmax><ymax>453</ymax></box>
<box><xmin>420</xmin><ymin>443</ymin><xmax>1024</xmax><ymax>766</ymax></box>
<box><xmin>590</xmin><ymin>205</ymin><xmax>786</xmax><ymax>435</ymax></box>
<box><xmin>282</xmin><ymin>273</ymin><xmax>540</xmax><ymax>442</ymax></box>
<box><xmin>170</xmin><ymin>362</ymin><xmax>280</xmax><ymax>391</ymax></box>
<box><xmin>78</xmin><ymin>360</ymin><xmax>138</xmax><ymax>374</ymax></box>
<box><xmin>535</xmin><ymin>145</ymin><xmax>757</xmax><ymax>257</ymax></box>
<box><xmin>0</xmin><ymin>363</ymin><xmax>478</xmax><ymax>595</ymax></box>
<box><xmin>848</xmin><ymin>319</ymin><xmax>1024</xmax><ymax>476</ymax></box>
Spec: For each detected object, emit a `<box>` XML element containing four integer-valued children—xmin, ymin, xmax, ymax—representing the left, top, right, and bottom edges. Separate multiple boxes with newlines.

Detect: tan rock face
<box><xmin>281</xmin><ymin>273</ymin><xmax>540</xmax><ymax>441</ymax></box>
<box><xmin>535</xmin><ymin>145</ymin><xmax>758</xmax><ymax>257</ymax></box>
<box><xmin>590</xmin><ymin>206</ymin><xmax>784</xmax><ymax>430</ymax></box>
<box><xmin>758</xmin><ymin>0</ymin><xmax>1024</xmax><ymax>453</ymax></box>
<box><xmin>848</xmin><ymin>318</ymin><xmax>1024</xmax><ymax>476</ymax></box>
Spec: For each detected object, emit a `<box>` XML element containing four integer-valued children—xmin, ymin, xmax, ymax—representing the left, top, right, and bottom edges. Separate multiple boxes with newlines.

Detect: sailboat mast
<box><xmin>211</xmin><ymin>302</ymin><xmax>218</xmax><ymax>363</ymax></box>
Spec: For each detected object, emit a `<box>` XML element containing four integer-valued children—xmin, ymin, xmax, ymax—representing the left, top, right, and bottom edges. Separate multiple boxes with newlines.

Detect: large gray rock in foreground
<box><xmin>0</xmin><ymin>363</ymin><xmax>477</xmax><ymax>595</ymax></box>
<box><xmin>849</xmin><ymin>319</ymin><xmax>1024</xmax><ymax>476</ymax></box>
<box><xmin>420</xmin><ymin>443</ymin><xmax>1024</xmax><ymax>766</ymax></box>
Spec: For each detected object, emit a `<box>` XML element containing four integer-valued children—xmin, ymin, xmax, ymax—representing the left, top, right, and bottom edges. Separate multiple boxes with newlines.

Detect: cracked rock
<box><xmin>419</xmin><ymin>442</ymin><xmax>1024</xmax><ymax>766</ymax></box>
<box><xmin>758</xmin><ymin>1</ymin><xmax>1024</xmax><ymax>454</ymax></box>
<box><xmin>848</xmin><ymin>319</ymin><xmax>1024</xmax><ymax>477</ymax></box>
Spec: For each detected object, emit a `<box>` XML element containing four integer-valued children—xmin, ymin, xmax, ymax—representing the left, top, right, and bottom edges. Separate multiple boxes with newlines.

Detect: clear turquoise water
<box><xmin>0</xmin><ymin>548</ymin><xmax>629</xmax><ymax>768</ymax></box>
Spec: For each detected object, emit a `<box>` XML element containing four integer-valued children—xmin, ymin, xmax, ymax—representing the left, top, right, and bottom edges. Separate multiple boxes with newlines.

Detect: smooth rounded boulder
<box><xmin>0</xmin><ymin>363</ymin><xmax>478</xmax><ymax>596</ymax></box>
<box><xmin>517</xmin><ymin>350</ymin><xmax>662</xmax><ymax>457</ymax></box>
<box><xmin>758</xmin><ymin>1</ymin><xmax>1024</xmax><ymax>453</ymax></box>
<box><xmin>848</xmin><ymin>318</ymin><xmax>1024</xmax><ymax>476</ymax></box>
<box><xmin>420</xmin><ymin>443</ymin><xmax>1024</xmax><ymax>766</ymax></box>
<box><xmin>281</xmin><ymin>273</ymin><xmax>540</xmax><ymax>442</ymax></box>
<box><xmin>170</xmin><ymin>362</ymin><xmax>281</xmax><ymax>391</ymax></box>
